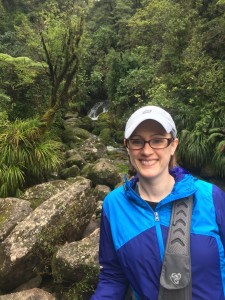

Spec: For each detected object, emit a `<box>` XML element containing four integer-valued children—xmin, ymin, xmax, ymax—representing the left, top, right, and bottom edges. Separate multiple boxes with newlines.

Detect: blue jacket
<box><xmin>91</xmin><ymin>167</ymin><xmax>225</xmax><ymax>300</ymax></box>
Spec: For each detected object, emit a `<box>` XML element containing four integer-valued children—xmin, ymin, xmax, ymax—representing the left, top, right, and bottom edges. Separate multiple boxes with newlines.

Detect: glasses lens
<box><xmin>150</xmin><ymin>138</ymin><xmax>170</xmax><ymax>149</ymax></box>
<box><xmin>128</xmin><ymin>139</ymin><xmax>144</xmax><ymax>149</ymax></box>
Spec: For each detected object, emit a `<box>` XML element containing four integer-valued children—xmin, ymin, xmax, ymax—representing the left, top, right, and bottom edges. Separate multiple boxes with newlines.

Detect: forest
<box><xmin>0</xmin><ymin>0</ymin><xmax>225</xmax><ymax>197</ymax></box>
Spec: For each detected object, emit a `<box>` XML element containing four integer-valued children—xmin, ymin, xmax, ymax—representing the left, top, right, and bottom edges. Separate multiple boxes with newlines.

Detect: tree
<box><xmin>7</xmin><ymin>0</ymin><xmax>86</xmax><ymax>128</ymax></box>
<box><xmin>0</xmin><ymin>53</ymin><xmax>49</xmax><ymax>119</ymax></box>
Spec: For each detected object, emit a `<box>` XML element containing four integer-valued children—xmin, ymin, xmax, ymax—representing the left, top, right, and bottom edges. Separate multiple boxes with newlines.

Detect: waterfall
<box><xmin>88</xmin><ymin>101</ymin><xmax>108</xmax><ymax>120</ymax></box>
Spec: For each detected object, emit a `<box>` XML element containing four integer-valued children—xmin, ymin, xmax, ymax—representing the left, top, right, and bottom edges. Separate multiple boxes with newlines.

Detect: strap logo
<box><xmin>170</xmin><ymin>273</ymin><xmax>181</xmax><ymax>285</ymax></box>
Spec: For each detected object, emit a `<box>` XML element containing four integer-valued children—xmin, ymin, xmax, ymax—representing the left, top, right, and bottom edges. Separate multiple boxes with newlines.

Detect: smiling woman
<box><xmin>91</xmin><ymin>105</ymin><xmax>225</xmax><ymax>300</ymax></box>
<box><xmin>124</xmin><ymin>118</ymin><xmax>178</xmax><ymax>199</ymax></box>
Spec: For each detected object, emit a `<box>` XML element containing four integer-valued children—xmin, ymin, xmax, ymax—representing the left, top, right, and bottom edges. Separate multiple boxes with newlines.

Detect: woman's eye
<box><xmin>131</xmin><ymin>139</ymin><xmax>143</xmax><ymax>145</ymax></box>
<box><xmin>152</xmin><ymin>139</ymin><xmax>163</xmax><ymax>144</ymax></box>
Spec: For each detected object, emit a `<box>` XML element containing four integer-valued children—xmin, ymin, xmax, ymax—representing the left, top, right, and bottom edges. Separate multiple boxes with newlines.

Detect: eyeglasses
<box><xmin>125</xmin><ymin>138</ymin><xmax>174</xmax><ymax>150</ymax></box>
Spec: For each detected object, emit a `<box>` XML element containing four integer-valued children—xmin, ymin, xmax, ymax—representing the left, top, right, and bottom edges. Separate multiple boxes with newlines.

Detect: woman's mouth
<box><xmin>140</xmin><ymin>159</ymin><xmax>157</xmax><ymax>166</ymax></box>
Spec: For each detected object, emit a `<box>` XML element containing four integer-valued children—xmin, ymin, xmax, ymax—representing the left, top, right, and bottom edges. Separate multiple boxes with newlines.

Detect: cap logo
<box><xmin>143</xmin><ymin>109</ymin><xmax>152</xmax><ymax>114</ymax></box>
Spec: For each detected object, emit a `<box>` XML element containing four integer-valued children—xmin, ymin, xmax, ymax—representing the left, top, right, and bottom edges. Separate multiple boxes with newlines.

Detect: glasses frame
<box><xmin>125</xmin><ymin>137</ymin><xmax>174</xmax><ymax>150</ymax></box>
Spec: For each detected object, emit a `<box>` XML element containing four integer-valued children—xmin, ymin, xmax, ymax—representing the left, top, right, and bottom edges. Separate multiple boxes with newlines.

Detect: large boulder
<box><xmin>78</xmin><ymin>136</ymin><xmax>107</xmax><ymax>163</ymax></box>
<box><xmin>52</xmin><ymin>228</ymin><xmax>100</xmax><ymax>283</ymax></box>
<box><xmin>0</xmin><ymin>177</ymin><xmax>97</xmax><ymax>291</ymax></box>
<box><xmin>94</xmin><ymin>185</ymin><xmax>111</xmax><ymax>202</ymax></box>
<box><xmin>0</xmin><ymin>198</ymin><xmax>32</xmax><ymax>243</ymax></box>
<box><xmin>21</xmin><ymin>180</ymin><xmax>71</xmax><ymax>208</ymax></box>
<box><xmin>82</xmin><ymin>158</ymin><xmax>122</xmax><ymax>189</ymax></box>
<box><xmin>63</xmin><ymin>127</ymin><xmax>91</xmax><ymax>147</ymax></box>
<box><xmin>65</xmin><ymin>151</ymin><xmax>86</xmax><ymax>169</ymax></box>
<box><xmin>0</xmin><ymin>288</ymin><xmax>55</xmax><ymax>300</ymax></box>
<box><xmin>63</xmin><ymin>114</ymin><xmax>81</xmax><ymax>130</ymax></box>
<box><xmin>60</xmin><ymin>165</ymin><xmax>80</xmax><ymax>179</ymax></box>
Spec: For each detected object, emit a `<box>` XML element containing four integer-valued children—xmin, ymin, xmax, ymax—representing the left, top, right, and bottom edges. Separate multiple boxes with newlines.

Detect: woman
<box><xmin>91</xmin><ymin>105</ymin><xmax>225</xmax><ymax>300</ymax></box>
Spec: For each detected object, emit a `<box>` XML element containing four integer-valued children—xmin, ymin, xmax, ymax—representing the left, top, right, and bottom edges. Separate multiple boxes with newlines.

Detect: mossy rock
<box><xmin>99</xmin><ymin>128</ymin><xmax>112</xmax><ymax>144</ymax></box>
<box><xmin>62</xmin><ymin>127</ymin><xmax>91</xmax><ymax>146</ymax></box>
<box><xmin>84</xmin><ymin>158</ymin><xmax>121</xmax><ymax>189</ymax></box>
<box><xmin>60</xmin><ymin>165</ymin><xmax>80</xmax><ymax>179</ymax></box>
<box><xmin>79</xmin><ymin>116</ymin><xmax>95</xmax><ymax>132</ymax></box>
<box><xmin>66</xmin><ymin>153</ymin><xmax>86</xmax><ymax>169</ymax></box>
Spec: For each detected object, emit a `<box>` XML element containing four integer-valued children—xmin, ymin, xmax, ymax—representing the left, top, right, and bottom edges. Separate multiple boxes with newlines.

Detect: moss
<box><xmin>30</xmin><ymin>198</ymin><xmax>44</xmax><ymax>210</ymax></box>
<box><xmin>61</xmin><ymin>266</ymin><xmax>99</xmax><ymax>300</ymax></box>
<box><xmin>114</xmin><ymin>162</ymin><xmax>129</xmax><ymax>174</ymax></box>
<box><xmin>0</xmin><ymin>202</ymin><xmax>13</xmax><ymax>230</ymax></box>
<box><xmin>99</xmin><ymin>128</ymin><xmax>112</xmax><ymax>144</ymax></box>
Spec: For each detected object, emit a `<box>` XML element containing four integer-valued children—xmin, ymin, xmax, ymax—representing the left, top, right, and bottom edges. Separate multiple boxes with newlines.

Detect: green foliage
<box><xmin>0</xmin><ymin>53</ymin><xmax>49</xmax><ymax>119</ymax></box>
<box><xmin>178</xmin><ymin>105</ymin><xmax>225</xmax><ymax>177</ymax></box>
<box><xmin>0</xmin><ymin>90</ymin><xmax>13</xmax><ymax>112</ymax></box>
<box><xmin>208</xmin><ymin>127</ymin><xmax>225</xmax><ymax>177</ymax></box>
<box><xmin>178</xmin><ymin>130</ymin><xmax>209</xmax><ymax>169</ymax></box>
<box><xmin>0</xmin><ymin>116</ymin><xmax>62</xmax><ymax>197</ymax></box>
<box><xmin>0</xmin><ymin>0</ymin><xmax>224</xmax><ymax>186</ymax></box>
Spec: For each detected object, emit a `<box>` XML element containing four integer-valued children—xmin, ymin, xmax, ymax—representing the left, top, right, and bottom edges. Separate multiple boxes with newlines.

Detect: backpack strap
<box><xmin>158</xmin><ymin>195</ymin><xmax>193</xmax><ymax>300</ymax></box>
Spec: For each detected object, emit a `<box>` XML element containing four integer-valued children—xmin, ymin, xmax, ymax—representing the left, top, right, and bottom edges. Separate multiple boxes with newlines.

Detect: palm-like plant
<box><xmin>178</xmin><ymin>129</ymin><xmax>210</xmax><ymax>170</ymax></box>
<box><xmin>208</xmin><ymin>127</ymin><xmax>225</xmax><ymax>177</ymax></box>
<box><xmin>0</xmin><ymin>116</ymin><xmax>62</xmax><ymax>197</ymax></box>
<box><xmin>178</xmin><ymin>110</ymin><xmax>225</xmax><ymax>178</ymax></box>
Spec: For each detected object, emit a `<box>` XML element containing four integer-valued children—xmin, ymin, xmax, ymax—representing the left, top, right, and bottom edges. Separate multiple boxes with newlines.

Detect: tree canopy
<box><xmin>0</xmin><ymin>0</ymin><xmax>224</xmax><ymax>196</ymax></box>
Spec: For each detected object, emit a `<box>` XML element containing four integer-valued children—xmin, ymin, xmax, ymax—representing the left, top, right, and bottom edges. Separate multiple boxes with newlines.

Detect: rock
<box><xmin>79</xmin><ymin>136</ymin><xmax>107</xmax><ymax>162</ymax></box>
<box><xmin>0</xmin><ymin>177</ymin><xmax>97</xmax><ymax>291</ymax></box>
<box><xmin>52</xmin><ymin>229</ymin><xmax>100</xmax><ymax>283</ymax></box>
<box><xmin>94</xmin><ymin>185</ymin><xmax>111</xmax><ymax>201</ymax></box>
<box><xmin>0</xmin><ymin>198</ymin><xmax>32</xmax><ymax>242</ymax></box>
<box><xmin>63</xmin><ymin>115</ymin><xmax>81</xmax><ymax>129</ymax></box>
<box><xmin>95</xmin><ymin>201</ymin><xmax>103</xmax><ymax>219</ymax></box>
<box><xmin>21</xmin><ymin>180</ymin><xmax>70</xmax><ymax>208</ymax></box>
<box><xmin>0</xmin><ymin>113</ymin><xmax>130</xmax><ymax>296</ymax></box>
<box><xmin>12</xmin><ymin>276</ymin><xmax>42</xmax><ymax>293</ymax></box>
<box><xmin>64</xmin><ymin>112</ymin><xmax>78</xmax><ymax>120</ymax></box>
<box><xmin>0</xmin><ymin>288</ymin><xmax>56</xmax><ymax>299</ymax></box>
<box><xmin>60</xmin><ymin>165</ymin><xmax>80</xmax><ymax>179</ymax></box>
<box><xmin>82</xmin><ymin>219</ymin><xmax>100</xmax><ymax>238</ymax></box>
<box><xmin>65</xmin><ymin>152</ymin><xmax>86</xmax><ymax>169</ymax></box>
<box><xmin>83</xmin><ymin>158</ymin><xmax>121</xmax><ymax>188</ymax></box>
<box><xmin>62</xmin><ymin>127</ymin><xmax>91</xmax><ymax>146</ymax></box>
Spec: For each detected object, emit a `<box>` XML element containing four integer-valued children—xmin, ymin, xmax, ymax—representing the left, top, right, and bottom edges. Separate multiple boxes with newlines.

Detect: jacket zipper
<box><xmin>154</xmin><ymin>211</ymin><xmax>159</xmax><ymax>221</ymax></box>
<box><xmin>154</xmin><ymin>210</ymin><xmax>165</xmax><ymax>262</ymax></box>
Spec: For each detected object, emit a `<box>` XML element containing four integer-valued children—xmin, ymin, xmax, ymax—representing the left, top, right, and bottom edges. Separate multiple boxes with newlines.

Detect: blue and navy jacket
<box><xmin>91</xmin><ymin>167</ymin><xmax>225</xmax><ymax>300</ymax></box>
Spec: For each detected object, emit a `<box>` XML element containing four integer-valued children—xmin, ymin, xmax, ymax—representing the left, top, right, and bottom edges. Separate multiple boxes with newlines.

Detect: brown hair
<box><xmin>169</xmin><ymin>154</ymin><xmax>177</xmax><ymax>169</ymax></box>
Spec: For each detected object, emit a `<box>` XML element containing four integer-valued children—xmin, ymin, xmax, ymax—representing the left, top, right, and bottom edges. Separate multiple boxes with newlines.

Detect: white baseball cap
<box><xmin>124</xmin><ymin>106</ymin><xmax>177</xmax><ymax>139</ymax></box>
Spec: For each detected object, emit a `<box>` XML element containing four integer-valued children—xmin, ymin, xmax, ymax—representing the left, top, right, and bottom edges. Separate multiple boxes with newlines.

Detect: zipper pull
<box><xmin>154</xmin><ymin>211</ymin><xmax>159</xmax><ymax>221</ymax></box>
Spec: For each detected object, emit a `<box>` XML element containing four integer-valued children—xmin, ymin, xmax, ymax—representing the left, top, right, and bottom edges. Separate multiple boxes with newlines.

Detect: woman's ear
<box><xmin>171</xmin><ymin>138</ymin><xmax>179</xmax><ymax>155</ymax></box>
<box><xmin>124</xmin><ymin>139</ymin><xmax>130</xmax><ymax>155</ymax></box>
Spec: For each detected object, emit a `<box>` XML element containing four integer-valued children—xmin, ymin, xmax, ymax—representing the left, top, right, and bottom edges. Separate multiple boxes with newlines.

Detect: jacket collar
<box><xmin>123</xmin><ymin>166</ymin><xmax>197</xmax><ymax>208</ymax></box>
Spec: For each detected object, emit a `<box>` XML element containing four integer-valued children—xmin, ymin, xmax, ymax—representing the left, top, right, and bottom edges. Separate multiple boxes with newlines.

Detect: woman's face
<box><xmin>125</xmin><ymin>120</ymin><xmax>178</xmax><ymax>181</ymax></box>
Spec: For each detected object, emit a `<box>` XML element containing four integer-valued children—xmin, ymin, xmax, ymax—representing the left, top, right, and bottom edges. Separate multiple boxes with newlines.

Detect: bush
<box><xmin>0</xmin><ymin>116</ymin><xmax>62</xmax><ymax>197</ymax></box>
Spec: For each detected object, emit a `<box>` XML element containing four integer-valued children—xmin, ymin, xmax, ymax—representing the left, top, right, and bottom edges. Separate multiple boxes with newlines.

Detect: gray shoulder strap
<box><xmin>158</xmin><ymin>195</ymin><xmax>193</xmax><ymax>300</ymax></box>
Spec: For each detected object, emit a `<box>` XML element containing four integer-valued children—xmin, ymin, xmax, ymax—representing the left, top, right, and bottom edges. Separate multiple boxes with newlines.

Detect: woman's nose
<box><xmin>141</xmin><ymin>142</ymin><xmax>154</xmax><ymax>154</ymax></box>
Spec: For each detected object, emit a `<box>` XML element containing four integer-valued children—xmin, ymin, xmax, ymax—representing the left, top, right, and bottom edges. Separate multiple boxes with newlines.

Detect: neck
<box><xmin>137</xmin><ymin>173</ymin><xmax>175</xmax><ymax>203</ymax></box>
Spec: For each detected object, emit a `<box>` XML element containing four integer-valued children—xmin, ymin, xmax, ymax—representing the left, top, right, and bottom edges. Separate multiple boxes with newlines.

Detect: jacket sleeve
<box><xmin>91</xmin><ymin>208</ymin><xmax>129</xmax><ymax>299</ymax></box>
<box><xmin>213</xmin><ymin>185</ymin><xmax>225</xmax><ymax>249</ymax></box>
